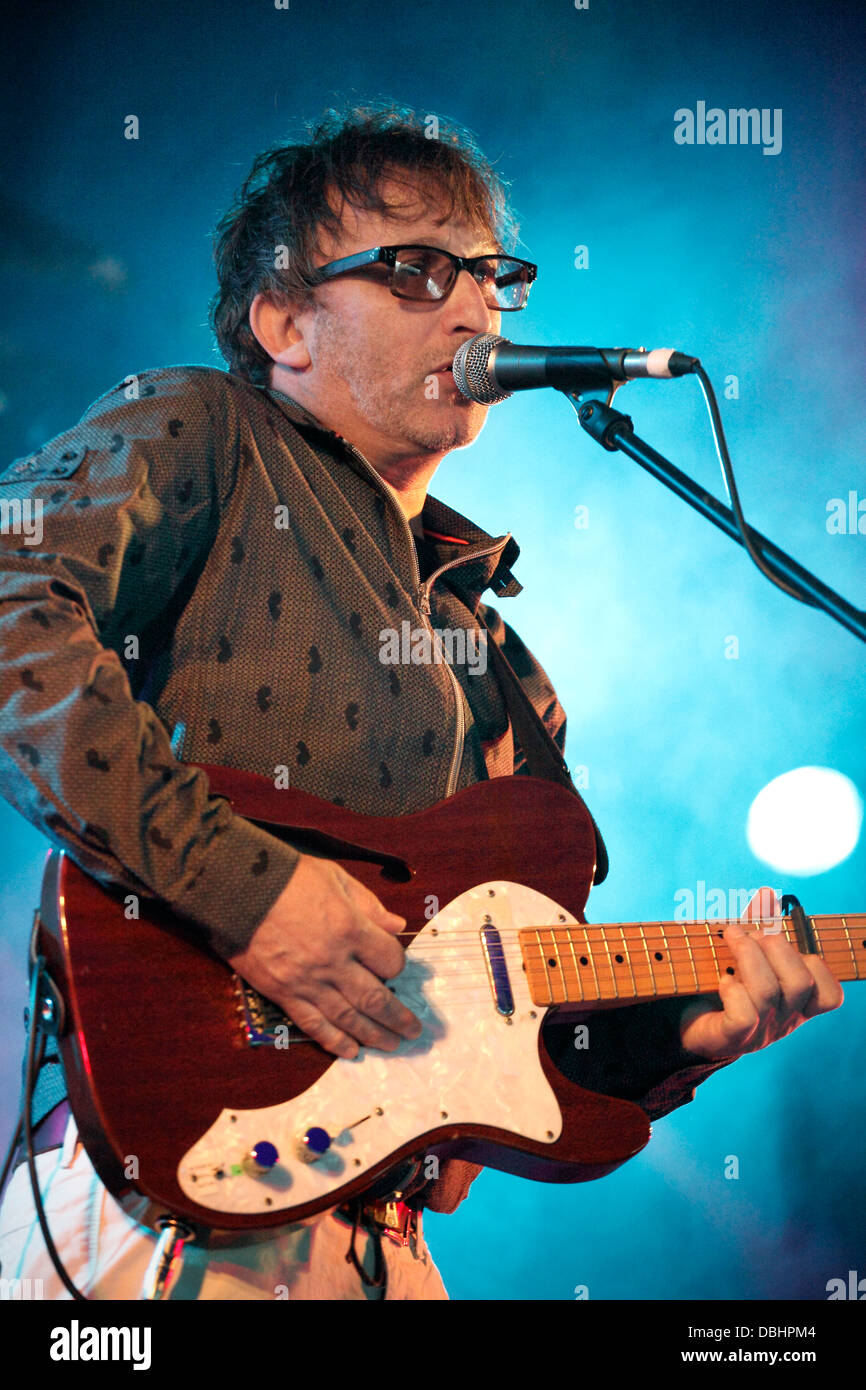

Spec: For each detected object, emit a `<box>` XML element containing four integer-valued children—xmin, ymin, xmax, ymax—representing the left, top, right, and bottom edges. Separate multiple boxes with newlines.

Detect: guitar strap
<box><xmin>474</xmin><ymin>608</ymin><xmax>609</xmax><ymax>885</ymax></box>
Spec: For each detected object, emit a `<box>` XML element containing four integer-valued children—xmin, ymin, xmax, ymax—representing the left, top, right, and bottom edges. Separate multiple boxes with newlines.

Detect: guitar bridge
<box><xmin>233</xmin><ymin>976</ymin><xmax>297</xmax><ymax>1046</ymax></box>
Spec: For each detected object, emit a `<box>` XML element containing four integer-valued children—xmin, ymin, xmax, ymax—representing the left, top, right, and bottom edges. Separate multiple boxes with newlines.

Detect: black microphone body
<box><xmin>452</xmin><ymin>334</ymin><xmax>699</xmax><ymax>403</ymax></box>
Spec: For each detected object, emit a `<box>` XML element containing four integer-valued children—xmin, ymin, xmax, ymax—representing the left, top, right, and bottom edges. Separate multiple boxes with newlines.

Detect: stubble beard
<box><xmin>312</xmin><ymin>306</ymin><xmax>484</xmax><ymax>456</ymax></box>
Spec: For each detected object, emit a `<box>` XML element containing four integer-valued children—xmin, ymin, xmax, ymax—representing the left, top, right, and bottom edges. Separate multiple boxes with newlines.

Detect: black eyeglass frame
<box><xmin>310</xmin><ymin>244</ymin><xmax>538</xmax><ymax>309</ymax></box>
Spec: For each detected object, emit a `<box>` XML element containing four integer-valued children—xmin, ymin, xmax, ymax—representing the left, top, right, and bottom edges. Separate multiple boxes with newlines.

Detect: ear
<box><xmin>249</xmin><ymin>293</ymin><xmax>311</xmax><ymax>369</ymax></box>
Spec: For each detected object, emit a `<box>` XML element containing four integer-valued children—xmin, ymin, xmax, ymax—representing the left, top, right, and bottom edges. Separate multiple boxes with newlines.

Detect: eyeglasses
<box><xmin>311</xmin><ymin>244</ymin><xmax>537</xmax><ymax>310</ymax></box>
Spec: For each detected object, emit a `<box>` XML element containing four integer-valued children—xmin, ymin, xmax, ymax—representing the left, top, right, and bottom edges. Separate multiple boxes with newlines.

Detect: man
<box><xmin>0</xmin><ymin>104</ymin><xmax>843</xmax><ymax>1300</ymax></box>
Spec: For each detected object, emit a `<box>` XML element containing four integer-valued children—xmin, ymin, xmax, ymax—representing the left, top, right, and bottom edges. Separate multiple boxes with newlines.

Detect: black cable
<box><xmin>23</xmin><ymin>958</ymin><xmax>89</xmax><ymax>1300</ymax></box>
<box><xmin>694</xmin><ymin>364</ymin><xmax>818</xmax><ymax>607</ymax></box>
<box><xmin>343</xmin><ymin>1200</ymin><xmax>387</xmax><ymax>1295</ymax></box>
<box><xmin>0</xmin><ymin>1113</ymin><xmax>23</xmax><ymax>1199</ymax></box>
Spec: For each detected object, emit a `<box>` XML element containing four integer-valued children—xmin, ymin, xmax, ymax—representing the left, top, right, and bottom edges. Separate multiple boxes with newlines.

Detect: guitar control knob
<box><xmin>242</xmin><ymin>1141</ymin><xmax>279</xmax><ymax>1176</ymax></box>
<box><xmin>297</xmin><ymin>1127</ymin><xmax>331</xmax><ymax>1163</ymax></box>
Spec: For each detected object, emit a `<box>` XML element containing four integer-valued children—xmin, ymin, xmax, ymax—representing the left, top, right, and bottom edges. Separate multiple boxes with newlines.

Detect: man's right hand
<box><xmin>227</xmin><ymin>852</ymin><xmax>423</xmax><ymax>1059</ymax></box>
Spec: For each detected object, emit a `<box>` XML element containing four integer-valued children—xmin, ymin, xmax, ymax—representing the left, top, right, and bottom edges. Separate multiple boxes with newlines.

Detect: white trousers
<box><xmin>0</xmin><ymin>1118</ymin><xmax>449</xmax><ymax>1301</ymax></box>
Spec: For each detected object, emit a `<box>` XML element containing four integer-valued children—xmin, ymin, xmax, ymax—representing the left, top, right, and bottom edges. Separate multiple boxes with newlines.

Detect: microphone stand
<box><xmin>568</xmin><ymin>386</ymin><xmax>866</xmax><ymax>646</ymax></box>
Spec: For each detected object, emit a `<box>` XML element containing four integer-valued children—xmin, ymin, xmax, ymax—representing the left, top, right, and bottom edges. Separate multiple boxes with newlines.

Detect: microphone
<box><xmin>452</xmin><ymin>333</ymin><xmax>700</xmax><ymax>404</ymax></box>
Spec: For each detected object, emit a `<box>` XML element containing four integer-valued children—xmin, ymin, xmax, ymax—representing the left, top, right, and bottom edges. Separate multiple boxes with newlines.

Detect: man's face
<box><xmin>269</xmin><ymin>181</ymin><xmax>503</xmax><ymax>468</ymax></box>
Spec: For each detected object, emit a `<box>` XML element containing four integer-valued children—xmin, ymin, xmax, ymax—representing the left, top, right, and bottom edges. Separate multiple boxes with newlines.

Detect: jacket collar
<box><xmin>262</xmin><ymin>384</ymin><xmax>523</xmax><ymax>605</ymax></box>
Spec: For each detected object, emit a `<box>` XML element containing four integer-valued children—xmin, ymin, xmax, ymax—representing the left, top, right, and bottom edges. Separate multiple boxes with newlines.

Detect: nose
<box><xmin>440</xmin><ymin>267</ymin><xmax>500</xmax><ymax>338</ymax></box>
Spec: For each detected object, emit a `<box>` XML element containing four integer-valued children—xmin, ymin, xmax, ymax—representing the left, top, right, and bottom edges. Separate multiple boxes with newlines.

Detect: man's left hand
<box><xmin>678</xmin><ymin>887</ymin><xmax>844</xmax><ymax>1061</ymax></box>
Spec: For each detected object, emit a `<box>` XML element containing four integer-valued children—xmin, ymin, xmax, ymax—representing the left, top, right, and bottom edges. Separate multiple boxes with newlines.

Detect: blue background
<box><xmin>1</xmin><ymin>0</ymin><xmax>864</xmax><ymax>1300</ymax></box>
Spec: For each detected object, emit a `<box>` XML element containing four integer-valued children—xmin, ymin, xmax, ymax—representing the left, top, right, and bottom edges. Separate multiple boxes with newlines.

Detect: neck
<box><xmin>376</xmin><ymin>466</ymin><xmax>433</xmax><ymax>538</ymax></box>
<box><xmin>518</xmin><ymin>912</ymin><xmax>866</xmax><ymax>1008</ymax></box>
<box><xmin>267</xmin><ymin>373</ymin><xmax>439</xmax><ymax>533</ymax></box>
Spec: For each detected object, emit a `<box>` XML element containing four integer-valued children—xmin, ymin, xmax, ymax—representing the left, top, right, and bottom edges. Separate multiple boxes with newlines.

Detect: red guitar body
<box><xmin>37</xmin><ymin>767</ymin><xmax>652</xmax><ymax>1232</ymax></box>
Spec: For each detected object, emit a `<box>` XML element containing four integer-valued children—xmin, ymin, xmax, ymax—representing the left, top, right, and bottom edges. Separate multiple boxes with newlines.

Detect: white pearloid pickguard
<box><xmin>178</xmin><ymin>881</ymin><xmax>573</xmax><ymax>1216</ymax></box>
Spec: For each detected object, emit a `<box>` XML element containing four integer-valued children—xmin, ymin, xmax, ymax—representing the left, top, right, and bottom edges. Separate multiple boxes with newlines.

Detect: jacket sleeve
<box><xmin>543</xmin><ymin>998</ymin><xmax>736</xmax><ymax>1122</ymax></box>
<box><xmin>0</xmin><ymin>368</ymin><xmax>300</xmax><ymax>960</ymax></box>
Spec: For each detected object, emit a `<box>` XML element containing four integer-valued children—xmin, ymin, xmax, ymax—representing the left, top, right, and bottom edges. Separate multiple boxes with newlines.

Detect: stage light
<box><xmin>746</xmin><ymin>767</ymin><xmax>863</xmax><ymax>875</ymax></box>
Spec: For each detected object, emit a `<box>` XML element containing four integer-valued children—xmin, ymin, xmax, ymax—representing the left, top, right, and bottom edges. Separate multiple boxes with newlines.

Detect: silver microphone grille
<box><xmin>452</xmin><ymin>333</ymin><xmax>512</xmax><ymax>404</ymax></box>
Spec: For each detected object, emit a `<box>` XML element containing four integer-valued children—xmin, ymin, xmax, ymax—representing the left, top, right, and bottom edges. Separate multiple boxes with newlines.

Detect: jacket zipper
<box><xmin>417</xmin><ymin>541</ymin><xmax>507</xmax><ymax>796</ymax></box>
<box><xmin>339</xmin><ymin>440</ymin><xmax>507</xmax><ymax>800</ymax></box>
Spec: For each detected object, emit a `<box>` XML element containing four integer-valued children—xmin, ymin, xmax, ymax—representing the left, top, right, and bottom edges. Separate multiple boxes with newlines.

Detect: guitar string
<box><xmin>249</xmin><ymin>922</ymin><xmax>863</xmax><ymax>1039</ymax></box>
<box><xmin>396</xmin><ymin>953</ymin><xmax>862</xmax><ymax>986</ymax></box>
<box><xmin>403</xmin><ymin>927</ymin><xmax>862</xmax><ymax>954</ymax></box>
<box><xmin>391</xmin><ymin>922</ymin><xmax>863</xmax><ymax>951</ymax></box>
<box><xmin>397</xmin><ymin>917</ymin><xmax>861</xmax><ymax>939</ymax></box>
<box><xmin>246</xmin><ymin>940</ymin><xmax>863</xmax><ymax>1026</ymax></box>
<box><xmin>394</xmin><ymin>915</ymin><xmax>864</xmax><ymax>932</ymax></box>
<box><xmin>392</xmin><ymin>915</ymin><xmax>864</xmax><ymax>937</ymax></box>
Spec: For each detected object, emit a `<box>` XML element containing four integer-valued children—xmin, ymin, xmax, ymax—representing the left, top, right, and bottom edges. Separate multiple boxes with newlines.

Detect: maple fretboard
<box><xmin>518</xmin><ymin>914</ymin><xmax>866</xmax><ymax>1006</ymax></box>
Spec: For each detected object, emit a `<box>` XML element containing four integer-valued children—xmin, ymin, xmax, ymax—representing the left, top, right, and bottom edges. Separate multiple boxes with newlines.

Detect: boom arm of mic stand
<box><xmin>569</xmin><ymin>391</ymin><xmax>866</xmax><ymax>645</ymax></box>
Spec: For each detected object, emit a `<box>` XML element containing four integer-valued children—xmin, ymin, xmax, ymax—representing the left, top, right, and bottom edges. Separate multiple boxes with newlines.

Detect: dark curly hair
<box><xmin>209</xmin><ymin>102</ymin><xmax>518</xmax><ymax>385</ymax></box>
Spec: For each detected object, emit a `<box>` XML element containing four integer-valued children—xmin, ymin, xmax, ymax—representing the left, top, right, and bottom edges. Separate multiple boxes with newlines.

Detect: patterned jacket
<box><xmin>0</xmin><ymin>365</ymin><xmax>734</xmax><ymax>1213</ymax></box>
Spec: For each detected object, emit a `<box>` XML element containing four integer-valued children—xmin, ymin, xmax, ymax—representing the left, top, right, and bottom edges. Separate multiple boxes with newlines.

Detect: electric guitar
<box><xmin>35</xmin><ymin>766</ymin><xmax>864</xmax><ymax>1232</ymax></box>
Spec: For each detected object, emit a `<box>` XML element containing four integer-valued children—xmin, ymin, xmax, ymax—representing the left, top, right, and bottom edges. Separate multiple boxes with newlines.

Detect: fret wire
<box><xmin>534</xmin><ymin>929</ymin><xmax>554</xmax><ymax>1004</ymax></box>
<box><xmin>619</xmin><ymin>922</ymin><xmax>638</xmax><ymax>999</ymax></box>
<box><xmin>681</xmin><ymin>924</ymin><xmax>700</xmax><ymax>992</ymax></box>
<box><xmin>598</xmin><ymin>921</ymin><xmax>619</xmax><ymax>1000</ymax></box>
<box><xmin>580</xmin><ymin>923</ymin><xmax>602</xmax><ymax>1001</ymax></box>
<box><xmin>636</xmin><ymin>922</ymin><xmax>674</xmax><ymax>995</ymax></box>
<box><xmin>561</xmin><ymin>928</ymin><xmax>578</xmax><ymax>1001</ymax></box>
<box><xmin>702</xmin><ymin>919</ymin><xmax>723</xmax><ymax>975</ymax></box>
<box><xmin>552</xmin><ymin>928</ymin><xmax>567</xmax><ymax>1004</ymax></box>
<box><xmin>840</xmin><ymin>917</ymin><xmax>858</xmax><ymax>977</ymax></box>
<box><xmin>695</xmin><ymin>922</ymin><xmax>722</xmax><ymax>978</ymax></box>
<box><xmin>563</xmin><ymin>924</ymin><xmax>585</xmax><ymax>1005</ymax></box>
<box><xmin>637</xmin><ymin>922</ymin><xmax>658</xmax><ymax>998</ymax></box>
<box><xmin>553</xmin><ymin>928</ymin><xmax>567</xmax><ymax>1006</ymax></box>
<box><xmin>660</xmin><ymin>921</ymin><xmax>677</xmax><ymax>994</ymax></box>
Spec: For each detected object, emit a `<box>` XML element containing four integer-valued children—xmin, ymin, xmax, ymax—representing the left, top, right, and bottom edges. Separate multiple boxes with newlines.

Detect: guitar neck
<box><xmin>518</xmin><ymin>914</ymin><xmax>866</xmax><ymax>1006</ymax></box>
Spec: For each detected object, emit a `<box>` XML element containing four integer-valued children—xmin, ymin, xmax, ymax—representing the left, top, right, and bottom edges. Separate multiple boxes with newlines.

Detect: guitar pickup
<box><xmin>480</xmin><ymin>923</ymin><xmax>515</xmax><ymax>1016</ymax></box>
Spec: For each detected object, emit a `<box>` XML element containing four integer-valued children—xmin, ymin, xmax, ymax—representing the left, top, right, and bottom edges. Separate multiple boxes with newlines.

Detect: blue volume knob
<box><xmin>244</xmin><ymin>1140</ymin><xmax>279</xmax><ymax>1175</ymax></box>
<box><xmin>298</xmin><ymin>1127</ymin><xmax>331</xmax><ymax>1163</ymax></box>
